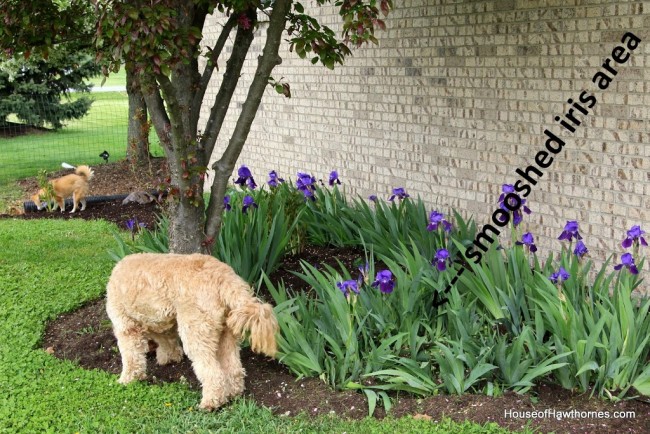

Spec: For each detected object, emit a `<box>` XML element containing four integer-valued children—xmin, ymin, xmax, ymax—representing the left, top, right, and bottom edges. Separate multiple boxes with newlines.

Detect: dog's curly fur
<box><xmin>105</xmin><ymin>253</ymin><xmax>278</xmax><ymax>410</ymax></box>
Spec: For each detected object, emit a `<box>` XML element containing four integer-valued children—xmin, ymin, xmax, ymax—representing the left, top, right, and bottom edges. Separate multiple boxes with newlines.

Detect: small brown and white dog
<box><xmin>31</xmin><ymin>165</ymin><xmax>94</xmax><ymax>213</ymax></box>
<box><xmin>106</xmin><ymin>253</ymin><xmax>278</xmax><ymax>410</ymax></box>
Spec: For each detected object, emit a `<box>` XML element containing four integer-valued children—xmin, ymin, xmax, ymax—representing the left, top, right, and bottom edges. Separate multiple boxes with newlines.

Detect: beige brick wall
<box><xmin>201</xmin><ymin>0</ymin><xmax>650</xmax><ymax>273</ymax></box>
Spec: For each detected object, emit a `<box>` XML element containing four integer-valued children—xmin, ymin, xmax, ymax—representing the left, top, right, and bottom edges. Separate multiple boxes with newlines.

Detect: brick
<box><xmin>199</xmin><ymin>2</ymin><xmax>650</xmax><ymax>274</ymax></box>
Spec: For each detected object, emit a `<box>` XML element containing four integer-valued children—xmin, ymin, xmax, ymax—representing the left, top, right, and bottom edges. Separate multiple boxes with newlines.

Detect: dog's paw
<box><xmin>118</xmin><ymin>371</ymin><xmax>146</xmax><ymax>384</ymax></box>
<box><xmin>156</xmin><ymin>347</ymin><xmax>183</xmax><ymax>365</ymax></box>
<box><xmin>226</xmin><ymin>386</ymin><xmax>245</xmax><ymax>401</ymax></box>
<box><xmin>198</xmin><ymin>397</ymin><xmax>228</xmax><ymax>411</ymax></box>
<box><xmin>118</xmin><ymin>376</ymin><xmax>132</xmax><ymax>385</ymax></box>
<box><xmin>224</xmin><ymin>372</ymin><xmax>245</xmax><ymax>400</ymax></box>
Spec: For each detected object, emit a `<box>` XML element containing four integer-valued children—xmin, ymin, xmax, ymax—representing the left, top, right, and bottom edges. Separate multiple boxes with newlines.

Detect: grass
<box><xmin>88</xmin><ymin>69</ymin><xmax>127</xmax><ymax>89</ymax></box>
<box><xmin>0</xmin><ymin>184</ymin><xmax>24</xmax><ymax>213</ymax></box>
<box><xmin>0</xmin><ymin>218</ymin><xmax>528</xmax><ymax>433</ymax></box>
<box><xmin>1</xmin><ymin>92</ymin><xmax>130</xmax><ymax>183</ymax></box>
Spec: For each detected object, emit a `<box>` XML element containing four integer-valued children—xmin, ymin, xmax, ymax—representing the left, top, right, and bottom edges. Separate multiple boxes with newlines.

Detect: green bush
<box><xmin>217</xmin><ymin>186</ymin><xmax>304</xmax><ymax>283</ymax></box>
<box><xmin>454</xmin><ymin>224</ymin><xmax>650</xmax><ymax>399</ymax></box>
<box><xmin>302</xmin><ymin>187</ymin><xmax>475</xmax><ymax>261</ymax></box>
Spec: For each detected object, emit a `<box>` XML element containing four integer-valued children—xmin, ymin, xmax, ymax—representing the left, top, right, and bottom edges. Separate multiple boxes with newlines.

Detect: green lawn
<box><xmin>88</xmin><ymin>68</ymin><xmax>127</xmax><ymax>89</ymax></box>
<box><xmin>1</xmin><ymin>92</ymin><xmax>129</xmax><ymax>183</ymax></box>
<box><xmin>0</xmin><ymin>218</ymin><xmax>528</xmax><ymax>433</ymax></box>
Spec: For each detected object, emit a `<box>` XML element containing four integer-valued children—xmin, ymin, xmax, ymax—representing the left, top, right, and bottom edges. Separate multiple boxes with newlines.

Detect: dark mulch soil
<box><xmin>4</xmin><ymin>158</ymin><xmax>168</xmax><ymax>228</ymax></box>
<box><xmin>8</xmin><ymin>160</ymin><xmax>650</xmax><ymax>433</ymax></box>
<box><xmin>17</xmin><ymin>157</ymin><xmax>168</xmax><ymax>199</ymax></box>
<box><xmin>13</xmin><ymin>200</ymin><xmax>161</xmax><ymax>230</ymax></box>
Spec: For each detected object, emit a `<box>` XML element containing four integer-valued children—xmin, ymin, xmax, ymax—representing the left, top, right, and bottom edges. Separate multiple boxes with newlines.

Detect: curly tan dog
<box><xmin>105</xmin><ymin>253</ymin><xmax>278</xmax><ymax>410</ymax></box>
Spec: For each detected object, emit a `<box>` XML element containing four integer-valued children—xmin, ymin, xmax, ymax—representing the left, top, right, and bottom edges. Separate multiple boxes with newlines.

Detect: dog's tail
<box><xmin>75</xmin><ymin>165</ymin><xmax>94</xmax><ymax>180</ymax></box>
<box><xmin>226</xmin><ymin>293</ymin><xmax>278</xmax><ymax>358</ymax></box>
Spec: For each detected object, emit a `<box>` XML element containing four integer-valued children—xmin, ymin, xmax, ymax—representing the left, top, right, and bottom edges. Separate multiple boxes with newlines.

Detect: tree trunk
<box><xmin>133</xmin><ymin>1</ymin><xmax>290</xmax><ymax>254</ymax></box>
<box><xmin>167</xmin><ymin>197</ymin><xmax>206</xmax><ymax>253</ymax></box>
<box><xmin>137</xmin><ymin>5</ymin><xmax>207</xmax><ymax>254</ymax></box>
<box><xmin>126</xmin><ymin>67</ymin><xmax>150</xmax><ymax>165</ymax></box>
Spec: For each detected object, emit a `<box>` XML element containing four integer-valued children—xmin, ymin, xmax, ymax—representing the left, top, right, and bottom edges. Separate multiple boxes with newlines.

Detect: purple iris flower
<box><xmin>433</xmin><ymin>248</ymin><xmax>450</xmax><ymax>271</ymax></box>
<box><xmin>371</xmin><ymin>270</ymin><xmax>395</xmax><ymax>294</ymax></box>
<box><xmin>622</xmin><ymin>225</ymin><xmax>648</xmax><ymax>249</ymax></box>
<box><xmin>573</xmin><ymin>240</ymin><xmax>588</xmax><ymax>258</ymax></box>
<box><xmin>427</xmin><ymin>210</ymin><xmax>453</xmax><ymax>232</ymax></box>
<box><xmin>242</xmin><ymin>195</ymin><xmax>258</xmax><ymax>213</ymax></box>
<box><xmin>549</xmin><ymin>267</ymin><xmax>571</xmax><ymax>285</ymax></box>
<box><xmin>329</xmin><ymin>170</ymin><xmax>341</xmax><ymax>186</ymax></box>
<box><xmin>497</xmin><ymin>183</ymin><xmax>516</xmax><ymax>202</ymax></box>
<box><xmin>267</xmin><ymin>170</ymin><xmax>284</xmax><ymax>188</ymax></box>
<box><xmin>558</xmin><ymin>220</ymin><xmax>582</xmax><ymax>242</ymax></box>
<box><xmin>296</xmin><ymin>172</ymin><xmax>317</xmax><ymax>200</ymax></box>
<box><xmin>223</xmin><ymin>195</ymin><xmax>232</xmax><ymax>211</ymax></box>
<box><xmin>336</xmin><ymin>280</ymin><xmax>360</xmax><ymax>297</ymax></box>
<box><xmin>125</xmin><ymin>218</ymin><xmax>145</xmax><ymax>239</ymax></box>
<box><xmin>234</xmin><ymin>165</ymin><xmax>257</xmax><ymax>190</ymax></box>
<box><xmin>368</xmin><ymin>194</ymin><xmax>378</xmax><ymax>202</ymax></box>
<box><xmin>388</xmin><ymin>187</ymin><xmax>409</xmax><ymax>202</ymax></box>
<box><xmin>515</xmin><ymin>232</ymin><xmax>537</xmax><ymax>253</ymax></box>
<box><xmin>358</xmin><ymin>262</ymin><xmax>370</xmax><ymax>284</ymax></box>
<box><xmin>497</xmin><ymin>184</ymin><xmax>530</xmax><ymax>227</ymax></box>
<box><xmin>614</xmin><ymin>253</ymin><xmax>639</xmax><ymax>275</ymax></box>
<box><xmin>511</xmin><ymin>209</ymin><xmax>525</xmax><ymax>227</ymax></box>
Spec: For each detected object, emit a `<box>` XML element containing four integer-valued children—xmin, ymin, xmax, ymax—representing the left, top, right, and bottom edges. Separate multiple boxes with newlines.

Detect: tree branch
<box><xmin>192</xmin><ymin>2</ymin><xmax>210</xmax><ymax>30</ymax></box>
<box><xmin>201</xmin><ymin>15</ymin><xmax>256</xmax><ymax>161</ymax></box>
<box><xmin>139</xmin><ymin>73</ymin><xmax>172</xmax><ymax>151</ymax></box>
<box><xmin>156</xmin><ymin>72</ymin><xmax>187</xmax><ymax>150</ymax></box>
<box><xmin>204</xmin><ymin>0</ymin><xmax>292</xmax><ymax>242</ymax></box>
<box><xmin>191</xmin><ymin>14</ymin><xmax>238</xmax><ymax>127</ymax></box>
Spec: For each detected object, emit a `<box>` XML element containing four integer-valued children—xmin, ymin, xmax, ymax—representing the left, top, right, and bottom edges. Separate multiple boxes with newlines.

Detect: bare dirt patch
<box><xmin>17</xmin><ymin>157</ymin><xmax>168</xmax><ymax>199</ymax></box>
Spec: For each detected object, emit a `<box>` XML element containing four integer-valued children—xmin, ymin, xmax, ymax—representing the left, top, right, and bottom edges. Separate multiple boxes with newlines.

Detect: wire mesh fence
<box><xmin>0</xmin><ymin>90</ymin><xmax>161</xmax><ymax>184</ymax></box>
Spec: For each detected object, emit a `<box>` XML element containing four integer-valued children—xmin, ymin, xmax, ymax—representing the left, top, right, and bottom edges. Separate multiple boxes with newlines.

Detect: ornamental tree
<box><xmin>6</xmin><ymin>0</ymin><xmax>392</xmax><ymax>253</ymax></box>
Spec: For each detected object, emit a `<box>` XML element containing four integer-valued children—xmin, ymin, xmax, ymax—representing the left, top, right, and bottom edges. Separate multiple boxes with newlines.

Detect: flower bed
<box><xmin>114</xmin><ymin>167</ymin><xmax>650</xmax><ymax>415</ymax></box>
